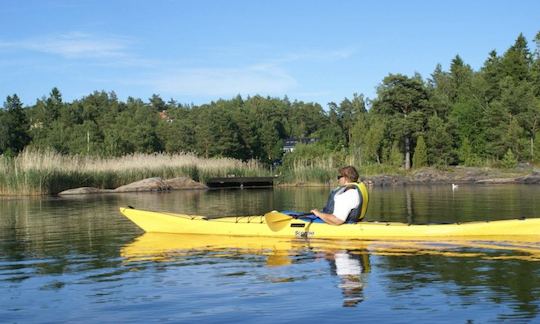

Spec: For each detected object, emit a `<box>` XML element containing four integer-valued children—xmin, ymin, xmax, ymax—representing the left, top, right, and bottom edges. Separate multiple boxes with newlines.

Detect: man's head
<box><xmin>338</xmin><ymin>166</ymin><xmax>359</xmax><ymax>182</ymax></box>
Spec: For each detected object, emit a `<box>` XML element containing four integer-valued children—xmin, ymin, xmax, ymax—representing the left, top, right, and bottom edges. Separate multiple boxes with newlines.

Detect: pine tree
<box><xmin>413</xmin><ymin>135</ymin><xmax>428</xmax><ymax>168</ymax></box>
<box><xmin>388</xmin><ymin>141</ymin><xmax>403</xmax><ymax>168</ymax></box>
<box><xmin>482</xmin><ymin>101</ymin><xmax>511</xmax><ymax>159</ymax></box>
<box><xmin>45</xmin><ymin>87</ymin><xmax>62</xmax><ymax>122</ymax></box>
<box><xmin>149</xmin><ymin>94</ymin><xmax>166</xmax><ymax>111</ymax></box>
<box><xmin>532</xmin><ymin>31</ymin><xmax>540</xmax><ymax>96</ymax></box>
<box><xmin>501</xmin><ymin>148</ymin><xmax>518</xmax><ymax>168</ymax></box>
<box><xmin>450</xmin><ymin>98</ymin><xmax>486</xmax><ymax>157</ymax></box>
<box><xmin>534</xmin><ymin>130</ymin><xmax>540</xmax><ymax>162</ymax></box>
<box><xmin>0</xmin><ymin>94</ymin><xmax>31</xmax><ymax>155</ymax></box>
<box><xmin>372</xmin><ymin>74</ymin><xmax>430</xmax><ymax>169</ymax></box>
<box><xmin>355</xmin><ymin>115</ymin><xmax>386</xmax><ymax>164</ymax></box>
<box><xmin>428</xmin><ymin>64</ymin><xmax>452</xmax><ymax>118</ymax></box>
<box><xmin>501</xmin><ymin>33</ymin><xmax>532</xmax><ymax>83</ymax></box>
<box><xmin>426</xmin><ymin>115</ymin><xmax>454</xmax><ymax>166</ymax></box>
<box><xmin>503</xmin><ymin>117</ymin><xmax>527</xmax><ymax>160</ymax></box>
<box><xmin>449</xmin><ymin>55</ymin><xmax>474</xmax><ymax>102</ymax></box>
<box><xmin>481</xmin><ymin>50</ymin><xmax>503</xmax><ymax>102</ymax></box>
<box><xmin>458</xmin><ymin>137</ymin><xmax>481</xmax><ymax>166</ymax></box>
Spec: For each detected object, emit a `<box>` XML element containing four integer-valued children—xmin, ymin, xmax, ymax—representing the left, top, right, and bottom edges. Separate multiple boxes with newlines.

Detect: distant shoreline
<box><xmin>279</xmin><ymin>166</ymin><xmax>540</xmax><ymax>187</ymax></box>
<box><xmin>2</xmin><ymin>159</ymin><xmax>540</xmax><ymax>197</ymax></box>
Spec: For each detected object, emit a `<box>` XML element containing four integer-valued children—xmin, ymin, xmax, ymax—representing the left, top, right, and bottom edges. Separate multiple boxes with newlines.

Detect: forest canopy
<box><xmin>1</xmin><ymin>32</ymin><xmax>540</xmax><ymax>170</ymax></box>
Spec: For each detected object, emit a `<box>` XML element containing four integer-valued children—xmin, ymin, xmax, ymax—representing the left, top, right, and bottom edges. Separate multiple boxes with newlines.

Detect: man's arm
<box><xmin>311</xmin><ymin>209</ymin><xmax>345</xmax><ymax>225</ymax></box>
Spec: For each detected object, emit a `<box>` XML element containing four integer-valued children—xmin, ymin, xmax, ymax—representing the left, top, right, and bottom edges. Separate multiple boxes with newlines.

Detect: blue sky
<box><xmin>1</xmin><ymin>0</ymin><xmax>539</xmax><ymax>108</ymax></box>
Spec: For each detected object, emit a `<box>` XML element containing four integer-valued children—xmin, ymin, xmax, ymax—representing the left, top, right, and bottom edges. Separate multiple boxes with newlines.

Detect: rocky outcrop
<box><xmin>475</xmin><ymin>178</ymin><xmax>517</xmax><ymax>184</ymax></box>
<box><xmin>516</xmin><ymin>173</ymin><xmax>540</xmax><ymax>184</ymax></box>
<box><xmin>164</xmin><ymin>177</ymin><xmax>208</xmax><ymax>190</ymax></box>
<box><xmin>58</xmin><ymin>176</ymin><xmax>207</xmax><ymax>196</ymax></box>
<box><xmin>409</xmin><ymin>168</ymin><xmax>456</xmax><ymax>183</ymax></box>
<box><xmin>114</xmin><ymin>177</ymin><xmax>171</xmax><ymax>192</ymax></box>
<box><xmin>362</xmin><ymin>167</ymin><xmax>540</xmax><ymax>186</ymax></box>
<box><xmin>365</xmin><ymin>175</ymin><xmax>407</xmax><ymax>186</ymax></box>
<box><xmin>57</xmin><ymin>187</ymin><xmax>115</xmax><ymax>195</ymax></box>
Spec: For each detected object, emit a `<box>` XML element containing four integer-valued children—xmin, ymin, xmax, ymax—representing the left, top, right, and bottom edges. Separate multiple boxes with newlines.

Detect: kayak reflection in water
<box><xmin>311</xmin><ymin>166</ymin><xmax>368</xmax><ymax>225</ymax></box>
<box><xmin>327</xmin><ymin>249</ymin><xmax>370</xmax><ymax>307</ymax></box>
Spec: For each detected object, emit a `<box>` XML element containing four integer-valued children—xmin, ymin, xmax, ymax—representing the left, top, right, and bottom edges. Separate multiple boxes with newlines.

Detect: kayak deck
<box><xmin>119</xmin><ymin>207</ymin><xmax>540</xmax><ymax>239</ymax></box>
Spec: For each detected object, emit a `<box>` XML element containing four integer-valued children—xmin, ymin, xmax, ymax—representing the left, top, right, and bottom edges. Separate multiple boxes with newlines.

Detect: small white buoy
<box><xmin>452</xmin><ymin>183</ymin><xmax>459</xmax><ymax>191</ymax></box>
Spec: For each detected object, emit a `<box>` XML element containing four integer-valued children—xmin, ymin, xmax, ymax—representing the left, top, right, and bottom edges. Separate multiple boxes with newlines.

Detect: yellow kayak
<box><xmin>119</xmin><ymin>207</ymin><xmax>540</xmax><ymax>239</ymax></box>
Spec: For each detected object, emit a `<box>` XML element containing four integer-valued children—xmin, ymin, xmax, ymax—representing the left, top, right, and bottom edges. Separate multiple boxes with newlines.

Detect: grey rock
<box><xmin>516</xmin><ymin>174</ymin><xmax>540</xmax><ymax>184</ymax></box>
<box><xmin>58</xmin><ymin>187</ymin><xmax>114</xmax><ymax>195</ymax></box>
<box><xmin>114</xmin><ymin>177</ymin><xmax>208</xmax><ymax>192</ymax></box>
<box><xmin>475</xmin><ymin>178</ymin><xmax>517</xmax><ymax>184</ymax></box>
<box><xmin>164</xmin><ymin>177</ymin><xmax>208</xmax><ymax>189</ymax></box>
<box><xmin>366</xmin><ymin>175</ymin><xmax>407</xmax><ymax>186</ymax></box>
<box><xmin>114</xmin><ymin>177</ymin><xmax>170</xmax><ymax>192</ymax></box>
<box><xmin>57</xmin><ymin>176</ymin><xmax>208</xmax><ymax>196</ymax></box>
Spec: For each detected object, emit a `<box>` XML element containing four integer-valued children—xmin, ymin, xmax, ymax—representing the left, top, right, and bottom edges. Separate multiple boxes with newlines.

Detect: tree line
<box><xmin>1</xmin><ymin>31</ymin><xmax>540</xmax><ymax>169</ymax></box>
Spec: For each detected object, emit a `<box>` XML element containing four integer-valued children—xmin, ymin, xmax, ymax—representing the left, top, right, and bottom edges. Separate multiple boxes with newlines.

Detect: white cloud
<box><xmin>280</xmin><ymin>48</ymin><xmax>355</xmax><ymax>63</ymax></box>
<box><xmin>148</xmin><ymin>65</ymin><xmax>298</xmax><ymax>97</ymax></box>
<box><xmin>0</xmin><ymin>33</ymin><xmax>354</xmax><ymax>100</ymax></box>
<box><xmin>0</xmin><ymin>32</ymin><xmax>132</xmax><ymax>59</ymax></box>
<box><xmin>143</xmin><ymin>48</ymin><xmax>354</xmax><ymax>97</ymax></box>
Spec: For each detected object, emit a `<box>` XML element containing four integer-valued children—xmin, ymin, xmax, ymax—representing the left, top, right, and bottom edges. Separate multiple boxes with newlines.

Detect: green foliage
<box><xmin>372</xmin><ymin>73</ymin><xmax>430</xmax><ymax>169</ymax></box>
<box><xmin>328</xmin><ymin>93</ymin><xmax>367</xmax><ymax>146</ymax></box>
<box><xmin>501</xmin><ymin>33</ymin><xmax>532</xmax><ymax>83</ymax></box>
<box><xmin>149</xmin><ymin>94</ymin><xmax>166</xmax><ymax>111</ymax></box>
<box><xmin>1</xmin><ymin>29</ymin><xmax>540</xmax><ymax>185</ymax></box>
<box><xmin>450</xmin><ymin>98</ymin><xmax>486</xmax><ymax>156</ymax></box>
<box><xmin>480</xmin><ymin>50</ymin><xmax>503</xmax><ymax>102</ymax></box>
<box><xmin>0</xmin><ymin>94</ymin><xmax>31</xmax><ymax>155</ymax></box>
<box><xmin>281</xmin><ymin>143</ymin><xmax>336</xmax><ymax>169</ymax></box>
<box><xmin>413</xmin><ymin>136</ymin><xmax>428</xmax><ymax>168</ymax></box>
<box><xmin>426</xmin><ymin>115</ymin><xmax>455</xmax><ymax>165</ymax></box>
<box><xmin>157</xmin><ymin>107</ymin><xmax>195</xmax><ymax>153</ymax></box>
<box><xmin>482</xmin><ymin>100</ymin><xmax>512</xmax><ymax>159</ymax></box>
<box><xmin>501</xmin><ymin>148</ymin><xmax>518</xmax><ymax>169</ymax></box>
<box><xmin>534</xmin><ymin>131</ymin><xmax>540</xmax><ymax>163</ymax></box>
<box><xmin>286</xmin><ymin>102</ymin><xmax>326</xmax><ymax>138</ymax></box>
<box><xmin>428</xmin><ymin>64</ymin><xmax>452</xmax><ymax>118</ymax></box>
<box><xmin>458</xmin><ymin>137</ymin><xmax>482</xmax><ymax>167</ymax></box>
<box><xmin>504</xmin><ymin>118</ymin><xmax>528</xmax><ymax>160</ymax></box>
<box><xmin>279</xmin><ymin>143</ymin><xmax>349</xmax><ymax>184</ymax></box>
<box><xmin>388</xmin><ymin>142</ymin><xmax>403</xmax><ymax>168</ymax></box>
<box><xmin>351</xmin><ymin>114</ymin><xmax>386</xmax><ymax>164</ymax></box>
<box><xmin>449</xmin><ymin>55</ymin><xmax>474</xmax><ymax>102</ymax></box>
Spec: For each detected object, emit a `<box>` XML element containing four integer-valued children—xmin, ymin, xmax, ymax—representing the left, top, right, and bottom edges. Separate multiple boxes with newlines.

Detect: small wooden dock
<box><xmin>206</xmin><ymin>177</ymin><xmax>275</xmax><ymax>188</ymax></box>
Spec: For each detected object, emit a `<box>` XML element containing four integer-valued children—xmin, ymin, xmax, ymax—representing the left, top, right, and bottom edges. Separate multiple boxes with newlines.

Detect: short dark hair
<box><xmin>339</xmin><ymin>165</ymin><xmax>359</xmax><ymax>182</ymax></box>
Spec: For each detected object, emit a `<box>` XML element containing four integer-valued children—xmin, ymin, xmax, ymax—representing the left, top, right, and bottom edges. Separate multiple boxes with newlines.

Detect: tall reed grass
<box><xmin>0</xmin><ymin>149</ymin><xmax>269</xmax><ymax>195</ymax></box>
<box><xmin>278</xmin><ymin>154</ymin><xmax>404</xmax><ymax>184</ymax></box>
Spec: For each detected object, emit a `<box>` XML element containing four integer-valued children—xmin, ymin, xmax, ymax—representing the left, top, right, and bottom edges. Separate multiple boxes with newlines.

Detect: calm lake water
<box><xmin>2</xmin><ymin>185</ymin><xmax>540</xmax><ymax>323</ymax></box>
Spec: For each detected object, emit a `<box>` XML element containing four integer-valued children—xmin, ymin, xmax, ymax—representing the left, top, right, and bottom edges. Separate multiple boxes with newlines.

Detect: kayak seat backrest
<box><xmin>358</xmin><ymin>181</ymin><xmax>369</xmax><ymax>221</ymax></box>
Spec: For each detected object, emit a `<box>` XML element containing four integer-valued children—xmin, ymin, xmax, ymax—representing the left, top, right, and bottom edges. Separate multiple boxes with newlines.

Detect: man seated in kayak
<box><xmin>311</xmin><ymin>166</ymin><xmax>364</xmax><ymax>225</ymax></box>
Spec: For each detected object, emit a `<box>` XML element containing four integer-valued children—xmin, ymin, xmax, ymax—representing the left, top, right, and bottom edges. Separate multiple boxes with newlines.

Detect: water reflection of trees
<box><xmin>0</xmin><ymin>196</ymin><xmax>137</xmax><ymax>281</ymax></box>
<box><xmin>367</xmin><ymin>185</ymin><xmax>540</xmax><ymax>223</ymax></box>
<box><xmin>378</xmin><ymin>253</ymin><xmax>540</xmax><ymax>318</ymax></box>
